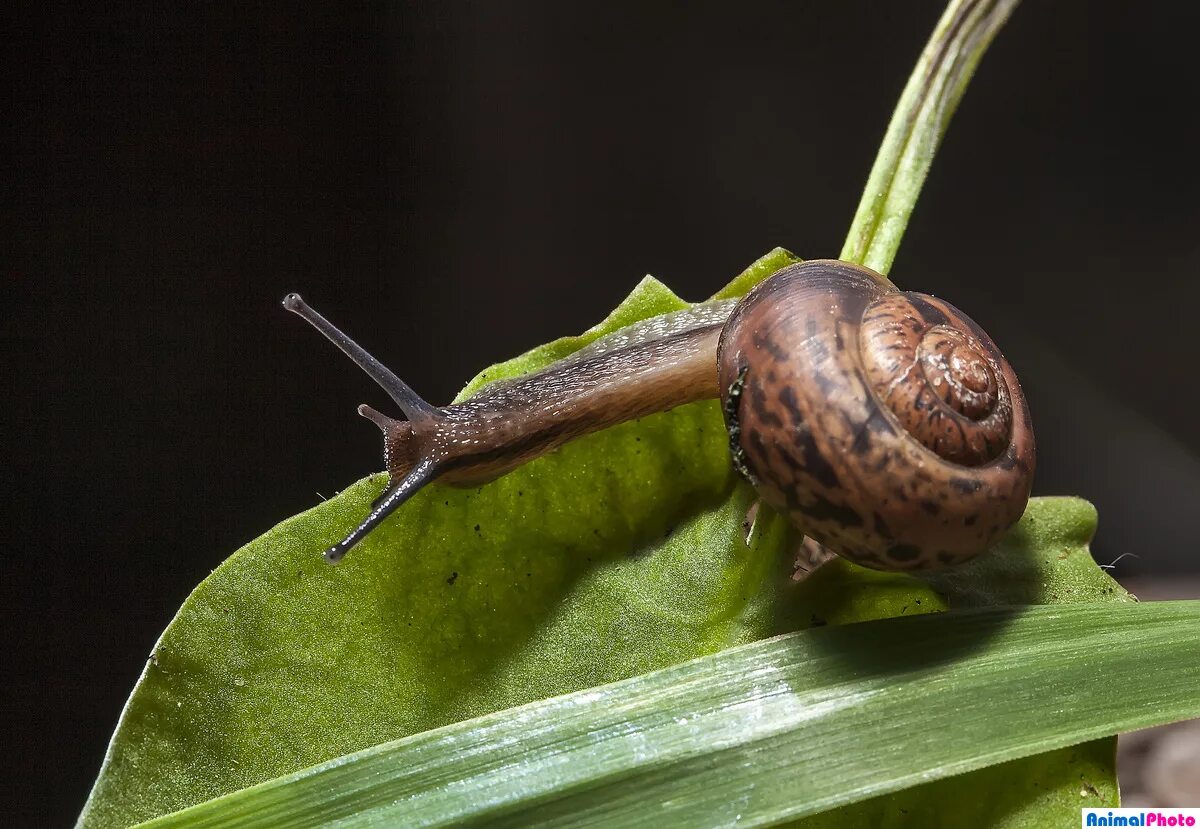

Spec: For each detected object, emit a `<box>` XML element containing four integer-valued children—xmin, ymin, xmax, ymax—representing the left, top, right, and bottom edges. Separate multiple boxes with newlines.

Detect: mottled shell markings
<box><xmin>859</xmin><ymin>292</ymin><xmax>1013</xmax><ymax>467</ymax></box>
<box><xmin>718</xmin><ymin>260</ymin><xmax>1034</xmax><ymax>571</ymax></box>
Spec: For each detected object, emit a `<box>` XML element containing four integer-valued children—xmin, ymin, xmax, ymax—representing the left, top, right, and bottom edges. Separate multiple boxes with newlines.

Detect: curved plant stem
<box><xmin>840</xmin><ymin>0</ymin><xmax>1020</xmax><ymax>274</ymax></box>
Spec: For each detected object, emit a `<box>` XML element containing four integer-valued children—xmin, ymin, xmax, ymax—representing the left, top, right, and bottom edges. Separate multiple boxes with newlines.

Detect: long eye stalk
<box><xmin>282</xmin><ymin>293</ymin><xmax>439</xmax><ymax>423</ymax></box>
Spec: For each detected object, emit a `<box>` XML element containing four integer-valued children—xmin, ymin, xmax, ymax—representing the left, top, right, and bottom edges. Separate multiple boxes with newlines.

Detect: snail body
<box><xmin>284</xmin><ymin>259</ymin><xmax>1034</xmax><ymax>568</ymax></box>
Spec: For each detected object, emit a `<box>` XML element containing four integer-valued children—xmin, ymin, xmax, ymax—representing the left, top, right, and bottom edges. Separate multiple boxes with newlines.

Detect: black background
<box><xmin>10</xmin><ymin>1</ymin><xmax>1200</xmax><ymax>823</ymax></box>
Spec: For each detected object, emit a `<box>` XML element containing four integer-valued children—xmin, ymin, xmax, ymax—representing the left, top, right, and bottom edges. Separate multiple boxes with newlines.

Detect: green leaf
<box><xmin>791</xmin><ymin>742</ymin><xmax>1118</xmax><ymax>829</ymax></box>
<box><xmin>135</xmin><ymin>600</ymin><xmax>1200</xmax><ymax>828</ymax></box>
<box><xmin>840</xmin><ymin>0</ymin><xmax>1020</xmax><ymax>274</ymax></box>
<box><xmin>788</xmin><ymin>497</ymin><xmax>1128</xmax><ymax>629</ymax></box>
<box><xmin>77</xmin><ymin>249</ymin><xmax>804</xmax><ymax>829</ymax></box>
<box><xmin>777</xmin><ymin>502</ymin><xmax>1135</xmax><ymax>829</ymax></box>
<box><xmin>79</xmin><ymin>439</ymin><xmax>1134</xmax><ymax>829</ymax></box>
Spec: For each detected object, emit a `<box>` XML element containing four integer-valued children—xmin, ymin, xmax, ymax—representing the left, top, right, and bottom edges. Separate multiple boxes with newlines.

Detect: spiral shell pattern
<box><xmin>717</xmin><ymin>259</ymin><xmax>1035</xmax><ymax>571</ymax></box>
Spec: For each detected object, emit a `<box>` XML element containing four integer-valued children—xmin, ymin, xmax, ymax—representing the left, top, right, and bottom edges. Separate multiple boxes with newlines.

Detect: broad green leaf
<box><xmin>136</xmin><ymin>601</ymin><xmax>1200</xmax><ymax>828</ymax></box>
<box><xmin>787</xmin><ymin>496</ymin><xmax>1129</xmax><ymax>629</ymax></box>
<box><xmin>80</xmin><ymin>422</ymin><xmax>1132</xmax><ymax>829</ymax></box>
<box><xmin>793</xmin><ymin>742</ymin><xmax>1117</xmax><ymax>829</ymax></box>
<box><xmin>784</xmin><ymin>499</ymin><xmax>1133</xmax><ymax>828</ymax></box>
<box><xmin>78</xmin><ymin>249</ymin><xmax>804</xmax><ymax>829</ymax></box>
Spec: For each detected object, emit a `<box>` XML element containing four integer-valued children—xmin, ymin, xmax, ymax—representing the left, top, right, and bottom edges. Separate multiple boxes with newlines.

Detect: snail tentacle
<box><xmin>282</xmin><ymin>293</ymin><xmax>440</xmax><ymax>424</ymax></box>
<box><xmin>322</xmin><ymin>457</ymin><xmax>442</xmax><ymax>563</ymax></box>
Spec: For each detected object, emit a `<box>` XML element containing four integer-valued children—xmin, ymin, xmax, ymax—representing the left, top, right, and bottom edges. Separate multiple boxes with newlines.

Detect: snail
<box><xmin>283</xmin><ymin>258</ymin><xmax>1034</xmax><ymax>570</ymax></box>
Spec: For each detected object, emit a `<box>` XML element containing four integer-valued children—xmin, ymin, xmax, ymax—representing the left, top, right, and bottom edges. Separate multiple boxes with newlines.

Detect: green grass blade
<box><xmin>139</xmin><ymin>601</ymin><xmax>1200</xmax><ymax>828</ymax></box>
<box><xmin>840</xmin><ymin>0</ymin><xmax>1019</xmax><ymax>273</ymax></box>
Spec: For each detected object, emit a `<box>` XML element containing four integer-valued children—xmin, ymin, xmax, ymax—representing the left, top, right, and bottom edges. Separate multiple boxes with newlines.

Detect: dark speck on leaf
<box><xmin>474</xmin><ymin>524</ymin><xmax>480</xmax><ymax>533</ymax></box>
<box><xmin>444</xmin><ymin>500</ymin><xmax>449</xmax><ymax>506</ymax></box>
<box><xmin>447</xmin><ymin>571</ymin><xmax>458</xmax><ymax>586</ymax></box>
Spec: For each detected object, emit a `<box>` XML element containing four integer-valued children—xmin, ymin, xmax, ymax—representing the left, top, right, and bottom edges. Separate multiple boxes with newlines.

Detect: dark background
<box><xmin>9</xmin><ymin>1</ymin><xmax>1200</xmax><ymax>822</ymax></box>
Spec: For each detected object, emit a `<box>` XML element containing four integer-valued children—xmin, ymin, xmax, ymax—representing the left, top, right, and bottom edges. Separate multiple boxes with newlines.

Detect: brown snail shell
<box><xmin>717</xmin><ymin>259</ymin><xmax>1035</xmax><ymax>571</ymax></box>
